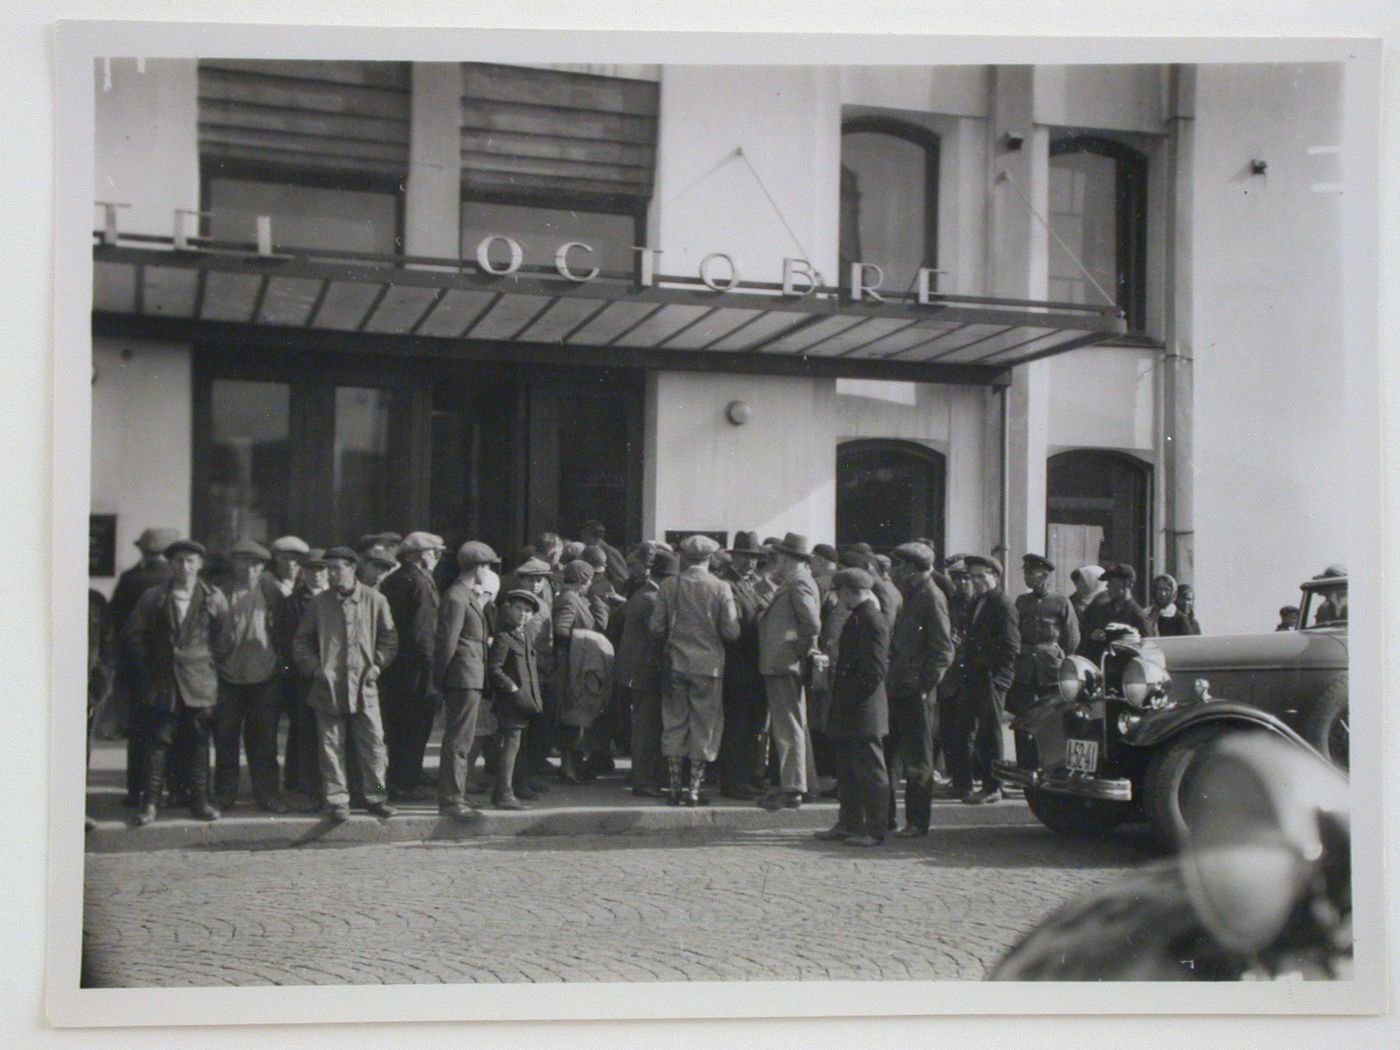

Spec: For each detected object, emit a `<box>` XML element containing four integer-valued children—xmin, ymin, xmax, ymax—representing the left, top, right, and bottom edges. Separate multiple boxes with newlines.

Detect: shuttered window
<box><xmin>459</xmin><ymin>63</ymin><xmax>658</xmax><ymax>204</ymax></box>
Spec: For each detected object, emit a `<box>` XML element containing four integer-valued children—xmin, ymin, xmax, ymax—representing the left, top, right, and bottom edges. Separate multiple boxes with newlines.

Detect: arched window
<box><xmin>1048</xmin><ymin>136</ymin><xmax>1148</xmax><ymax>332</ymax></box>
<box><xmin>839</xmin><ymin>117</ymin><xmax>940</xmax><ymax>296</ymax></box>
<box><xmin>1047</xmin><ymin>450</ymin><xmax>1152</xmax><ymax>600</ymax></box>
<box><xmin>837</xmin><ymin>439</ymin><xmax>946</xmax><ymax>556</ymax></box>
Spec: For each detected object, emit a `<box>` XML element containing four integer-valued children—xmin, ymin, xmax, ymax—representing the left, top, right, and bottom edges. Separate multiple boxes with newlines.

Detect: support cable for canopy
<box><xmin>995</xmin><ymin>168</ymin><xmax>1118</xmax><ymax>309</ymax></box>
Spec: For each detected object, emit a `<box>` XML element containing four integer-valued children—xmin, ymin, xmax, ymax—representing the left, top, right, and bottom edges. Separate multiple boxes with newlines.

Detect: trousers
<box><xmin>437</xmin><ymin>687</ymin><xmax>483</xmax><ymax>807</ymax></box>
<box><xmin>885</xmin><ymin>690</ymin><xmax>937</xmax><ymax>831</ymax></box>
<box><xmin>763</xmin><ymin>673</ymin><xmax>808</xmax><ymax>794</ymax></box>
<box><xmin>380</xmin><ymin>658</ymin><xmax>438</xmax><ymax>794</ymax></box>
<box><xmin>626</xmin><ymin>685</ymin><xmax>663</xmax><ymax>789</ymax></box>
<box><xmin>139</xmin><ymin>702</ymin><xmax>212</xmax><ymax>805</ymax></box>
<box><xmin>833</xmin><ymin>735</ymin><xmax>889</xmax><ymax>838</ymax></box>
<box><xmin>212</xmin><ymin>677</ymin><xmax>281</xmax><ymax>803</ymax></box>
<box><xmin>717</xmin><ymin>665</ymin><xmax>767</xmax><ymax>792</ymax></box>
<box><xmin>314</xmin><ymin>706</ymin><xmax>388</xmax><ymax>807</ymax></box>
<box><xmin>660</xmin><ymin>671</ymin><xmax>724</xmax><ymax>763</ymax></box>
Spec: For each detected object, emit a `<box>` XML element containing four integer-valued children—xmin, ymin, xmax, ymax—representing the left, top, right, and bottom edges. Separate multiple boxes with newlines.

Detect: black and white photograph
<box><xmin>27</xmin><ymin>5</ymin><xmax>1393</xmax><ymax>1040</ymax></box>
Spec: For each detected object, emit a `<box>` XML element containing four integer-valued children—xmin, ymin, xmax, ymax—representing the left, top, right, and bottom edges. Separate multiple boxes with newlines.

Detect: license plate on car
<box><xmin>1066</xmin><ymin>739</ymin><xmax>1099</xmax><ymax>773</ymax></box>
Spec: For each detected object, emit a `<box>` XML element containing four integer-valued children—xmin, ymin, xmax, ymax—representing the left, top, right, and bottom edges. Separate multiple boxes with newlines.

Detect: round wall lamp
<box><xmin>725</xmin><ymin>400</ymin><xmax>752</xmax><ymax>426</ymax></box>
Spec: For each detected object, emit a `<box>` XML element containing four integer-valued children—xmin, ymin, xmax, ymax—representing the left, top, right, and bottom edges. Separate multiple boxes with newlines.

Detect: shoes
<box><xmin>212</xmin><ymin>794</ymin><xmax>236</xmax><ymax>813</ymax></box>
<box><xmin>894</xmin><ymin>825</ymin><xmax>928</xmax><ymax>839</ymax></box>
<box><xmin>442</xmin><ymin>804</ymin><xmax>479</xmax><ymax>823</ymax></box>
<box><xmin>558</xmin><ymin>771</ymin><xmax>583</xmax><ymax>785</ymax></box>
<box><xmin>843</xmin><ymin>834</ymin><xmax>884</xmax><ymax>847</ymax></box>
<box><xmin>813</xmin><ymin>826</ymin><xmax>853</xmax><ymax>842</ymax></box>
<box><xmin>962</xmin><ymin>788</ymin><xmax>1003</xmax><ymax>805</ymax></box>
<box><xmin>493</xmin><ymin>796</ymin><xmax>529</xmax><ymax>811</ymax></box>
<box><xmin>327</xmin><ymin>804</ymin><xmax>351</xmax><ymax>823</ymax></box>
<box><xmin>687</xmin><ymin>791</ymin><xmax>710</xmax><ymax>807</ymax></box>
<box><xmin>758</xmin><ymin>793</ymin><xmax>802</xmax><ymax>811</ymax></box>
<box><xmin>631</xmin><ymin>786</ymin><xmax>666</xmax><ymax>798</ymax></box>
<box><xmin>800</xmin><ymin>792</ymin><xmax>817</xmax><ymax>804</ymax></box>
<box><xmin>131</xmin><ymin>803</ymin><xmax>158</xmax><ymax>827</ymax></box>
<box><xmin>256</xmin><ymin>795</ymin><xmax>289</xmax><ymax>814</ymax></box>
<box><xmin>820</xmin><ymin>785</ymin><xmax>841</xmax><ymax>800</ymax></box>
<box><xmin>366</xmin><ymin>801</ymin><xmax>397</xmax><ymax>819</ymax></box>
<box><xmin>189</xmin><ymin>799</ymin><xmax>221</xmax><ymax>822</ymax></box>
<box><xmin>514</xmin><ymin>784</ymin><xmax>540</xmax><ymax>801</ymax></box>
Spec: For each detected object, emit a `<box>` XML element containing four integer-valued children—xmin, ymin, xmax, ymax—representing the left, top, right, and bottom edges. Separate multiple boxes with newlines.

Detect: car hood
<box><xmin>1153</xmin><ymin>630</ymin><xmax>1348</xmax><ymax>673</ymax></box>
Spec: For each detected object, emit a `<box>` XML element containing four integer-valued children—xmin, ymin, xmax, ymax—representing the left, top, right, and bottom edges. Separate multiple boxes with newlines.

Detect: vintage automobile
<box><xmin>993</xmin><ymin>573</ymin><xmax>1348</xmax><ymax>850</ymax></box>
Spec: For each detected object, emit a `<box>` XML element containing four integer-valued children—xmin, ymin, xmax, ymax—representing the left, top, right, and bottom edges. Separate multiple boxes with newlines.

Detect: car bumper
<box><xmin>992</xmin><ymin>762</ymin><xmax>1134</xmax><ymax>802</ymax></box>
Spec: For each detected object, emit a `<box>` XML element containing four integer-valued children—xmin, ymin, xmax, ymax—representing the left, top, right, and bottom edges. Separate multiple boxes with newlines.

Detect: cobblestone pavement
<box><xmin>83</xmin><ymin>824</ymin><xmax>1159</xmax><ymax>985</ymax></box>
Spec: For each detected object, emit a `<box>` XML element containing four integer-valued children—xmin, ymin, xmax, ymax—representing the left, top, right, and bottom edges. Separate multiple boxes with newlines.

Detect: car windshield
<box><xmin>1301</xmin><ymin>583</ymin><xmax>1347</xmax><ymax>629</ymax></box>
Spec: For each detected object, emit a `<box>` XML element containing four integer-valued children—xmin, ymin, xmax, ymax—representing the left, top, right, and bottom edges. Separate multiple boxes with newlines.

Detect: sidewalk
<box><xmin>84</xmin><ymin>737</ymin><xmax>1035</xmax><ymax>853</ymax></box>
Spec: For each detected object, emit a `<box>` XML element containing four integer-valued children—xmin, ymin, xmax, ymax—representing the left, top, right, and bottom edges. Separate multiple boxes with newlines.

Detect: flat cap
<box><xmin>502</xmin><ymin>588</ymin><xmax>542</xmax><ymax>612</ymax></box>
<box><xmin>303</xmin><ymin>548</ymin><xmax>327</xmax><ymax>569</ymax></box>
<box><xmin>561</xmin><ymin>541</ymin><xmax>587</xmax><ymax>562</ymax></box>
<box><xmin>848</xmin><ymin>542</ymin><xmax>874</xmax><ymax>555</ymax></box>
<box><xmin>399</xmin><ymin>531</ymin><xmax>445</xmax><ymax>555</ymax></box>
<box><xmin>874</xmin><ymin>554</ymin><xmax>892</xmax><ymax>571</ymax></box>
<box><xmin>813</xmin><ymin>543</ymin><xmax>838</xmax><ymax>563</ymax></box>
<box><xmin>354</xmin><ymin>534</ymin><xmax>384</xmax><ymax>553</ymax></box>
<box><xmin>1315</xmin><ymin>563</ymin><xmax>1347</xmax><ymax>580</ymax></box>
<box><xmin>322</xmin><ymin>546</ymin><xmax>360</xmax><ymax>566</ymax></box>
<box><xmin>163</xmin><ymin>538</ymin><xmax>206</xmax><ymax>559</ymax></box>
<box><xmin>456</xmin><ymin>540</ymin><xmax>501</xmax><ymax>567</ymax></box>
<box><xmin>1102</xmin><ymin>562</ymin><xmax>1137</xmax><ymax>584</ymax></box>
<box><xmin>831</xmin><ymin>567</ymin><xmax>874</xmax><ymax>591</ymax></box>
<box><xmin>228</xmin><ymin>539</ymin><xmax>271</xmax><ymax>562</ymax></box>
<box><xmin>581</xmin><ymin>545</ymin><xmax>609</xmax><ymax>569</ymax></box>
<box><xmin>562</xmin><ymin>559</ymin><xmax>595</xmax><ymax>584</ymax></box>
<box><xmin>269</xmin><ymin>535</ymin><xmax>310</xmax><ymax>556</ymax></box>
<box><xmin>135</xmin><ymin>527</ymin><xmax>181</xmax><ymax>555</ymax></box>
<box><xmin>964</xmin><ymin>554</ymin><xmax>1004</xmax><ymax>576</ymax></box>
<box><xmin>892</xmin><ymin>542</ymin><xmax>935</xmax><ymax>570</ymax></box>
<box><xmin>651</xmin><ymin>550</ymin><xmax>680</xmax><ymax>577</ymax></box>
<box><xmin>679</xmin><ymin>534</ymin><xmax>720</xmax><ymax>560</ymax></box>
<box><xmin>839</xmin><ymin>549</ymin><xmax>873</xmax><ymax>568</ymax></box>
<box><xmin>364</xmin><ymin>550</ymin><xmax>397</xmax><ymax>570</ymax></box>
<box><xmin>514</xmin><ymin>556</ymin><xmax>554</xmax><ymax>578</ymax></box>
<box><xmin>1022</xmin><ymin>553</ymin><xmax>1055</xmax><ymax>572</ymax></box>
<box><xmin>945</xmin><ymin>557</ymin><xmax>969</xmax><ymax>576</ymax></box>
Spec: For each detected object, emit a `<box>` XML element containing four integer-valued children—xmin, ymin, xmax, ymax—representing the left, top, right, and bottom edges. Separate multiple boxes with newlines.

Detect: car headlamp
<box><xmin>1122</xmin><ymin>653</ymin><xmax>1171</xmax><ymax>708</ymax></box>
<box><xmin>1057</xmin><ymin>655</ymin><xmax>1101</xmax><ymax>703</ymax></box>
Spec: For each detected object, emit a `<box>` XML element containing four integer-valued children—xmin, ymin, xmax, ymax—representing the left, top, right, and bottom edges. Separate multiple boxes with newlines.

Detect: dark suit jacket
<box><xmin>122</xmin><ymin>579</ymin><xmax>231</xmax><ymax>710</ymax></box>
<box><xmin>379</xmin><ymin>561</ymin><xmax>440</xmax><ymax>667</ymax></box>
<box><xmin>826</xmin><ymin>598</ymin><xmax>890</xmax><ymax>739</ymax></box>
<box><xmin>487</xmin><ymin>627</ymin><xmax>544</xmax><ymax>716</ymax></box>
<box><xmin>433</xmin><ymin>579</ymin><xmax>496</xmax><ymax>691</ymax></box>
<box><xmin>886</xmin><ymin>575</ymin><xmax>955</xmax><ymax>698</ymax></box>
<box><xmin>958</xmin><ymin>588</ymin><xmax>1021</xmax><ymax>697</ymax></box>
<box><xmin>614</xmin><ymin>579</ymin><xmax>664</xmax><ymax>694</ymax></box>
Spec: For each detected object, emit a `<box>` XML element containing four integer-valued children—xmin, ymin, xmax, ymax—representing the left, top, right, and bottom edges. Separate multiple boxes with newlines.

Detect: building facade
<box><xmin>89</xmin><ymin>59</ymin><xmax>1345</xmax><ymax>633</ymax></box>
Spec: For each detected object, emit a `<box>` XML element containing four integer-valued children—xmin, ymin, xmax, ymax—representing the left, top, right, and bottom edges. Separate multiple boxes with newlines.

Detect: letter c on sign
<box><xmin>555</xmin><ymin>241</ymin><xmax>599</xmax><ymax>282</ymax></box>
<box><xmin>699</xmin><ymin>253</ymin><xmax>740</xmax><ymax>292</ymax></box>
<box><xmin>476</xmin><ymin>235</ymin><xmax>524</xmax><ymax>276</ymax></box>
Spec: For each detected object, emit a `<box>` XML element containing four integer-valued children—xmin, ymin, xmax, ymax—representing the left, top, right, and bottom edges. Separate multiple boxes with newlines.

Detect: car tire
<box><xmin>1143</xmin><ymin>724</ymin><xmax>1262</xmax><ymax>852</ymax></box>
<box><xmin>1024</xmin><ymin>787</ymin><xmax>1129</xmax><ymax>837</ymax></box>
<box><xmin>1302</xmin><ymin>674</ymin><xmax>1348</xmax><ymax>771</ymax></box>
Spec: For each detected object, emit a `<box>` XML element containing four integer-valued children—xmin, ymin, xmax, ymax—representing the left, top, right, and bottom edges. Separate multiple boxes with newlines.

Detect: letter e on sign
<box><xmin>555</xmin><ymin>242</ymin><xmax>599</xmax><ymax>282</ymax></box>
<box><xmin>477</xmin><ymin>235</ymin><xmax>524</xmax><ymax>276</ymax></box>
<box><xmin>699</xmin><ymin>253</ymin><xmax>740</xmax><ymax>292</ymax></box>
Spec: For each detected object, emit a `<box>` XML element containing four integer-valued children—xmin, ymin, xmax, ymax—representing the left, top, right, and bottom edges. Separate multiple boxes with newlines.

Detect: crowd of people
<box><xmin>88</xmin><ymin>519</ymin><xmax>1201</xmax><ymax>843</ymax></box>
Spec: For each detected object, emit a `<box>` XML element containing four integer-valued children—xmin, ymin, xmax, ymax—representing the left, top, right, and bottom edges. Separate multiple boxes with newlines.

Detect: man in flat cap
<box><xmin>293</xmin><ymin>547</ymin><xmax>399</xmax><ymax>822</ymax></box>
<box><xmin>378</xmin><ymin>531</ymin><xmax>445</xmax><ymax>801</ymax></box>
<box><xmin>122</xmin><ymin>539</ymin><xmax>232</xmax><ymax>825</ymax></box>
<box><xmin>486</xmin><ymin>589</ymin><xmax>547</xmax><ymax>809</ymax></box>
<box><xmin>884</xmin><ymin>542</ymin><xmax>955</xmax><ymax>836</ymax></box>
<box><xmin>1079</xmin><ymin>562</ymin><xmax>1153</xmax><ymax>662</ymax></box>
<box><xmin>211</xmin><ymin>539</ymin><xmax>289</xmax><ymax>812</ymax></box>
<box><xmin>357</xmin><ymin>547</ymin><xmax>398</xmax><ymax>590</ymax></box>
<box><xmin>1007</xmin><ymin>554</ymin><xmax>1080</xmax><ymax>720</ymax></box>
<box><xmin>757</xmin><ymin>532</ymin><xmax>822</xmax><ymax>809</ymax></box>
<box><xmin>946</xmin><ymin>555</ymin><xmax>1020</xmax><ymax>804</ymax></box>
<box><xmin>649</xmin><ymin>534</ymin><xmax>740</xmax><ymax>805</ymax></box>
<box><xmin>716</xmin><ymin>531</ymin><xmax>772</xmax><ymax>800</ymax></box>
<box><xmin>816</xmin><ymin>568</ymin><xmax>892</xmax><ymax>847</ymax></box>
<box><xmin>280</xmin><ymin>548</ymin><xmax>329</xmax><ymax>803</ymax></box>
<box><xmin>433</xmin><ymin>541</ymin><xmax>500</xmax><ymax>820</ymax></box>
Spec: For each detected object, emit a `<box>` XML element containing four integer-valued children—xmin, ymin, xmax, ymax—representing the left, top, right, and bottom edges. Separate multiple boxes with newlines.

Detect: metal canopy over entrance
<box><xmin>92</xmin><ymin>235</ymin><xmax>1128</xmax><ymax>385</ymax></box>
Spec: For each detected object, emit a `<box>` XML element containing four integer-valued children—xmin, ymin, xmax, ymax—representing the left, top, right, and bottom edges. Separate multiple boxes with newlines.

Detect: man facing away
<box><xmin>814</xmin><ymin>568</ymin><xmax>892</xmax><ymax>848</ymax></box>
<box><xmin>292</xmin><ymin>547</ymin><xmax>399</xmax><ymax>823</ymax></box>
<box><xmin>378</xmin><ymin>531</ymin><xmax>444</xmax><ymax>801</ymax></box>
<box><xmin>883</xmin><ymin>542</ymin><xmax>955</xmax><ymax>838</ymax></box>
<box><xmin>648</xmin><ymin>534</ymin><xmax>740</xmax><ymax>806</ymax></box>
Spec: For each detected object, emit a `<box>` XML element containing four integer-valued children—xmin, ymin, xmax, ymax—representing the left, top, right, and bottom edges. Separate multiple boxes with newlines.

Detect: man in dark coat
<box><xmin>883</xmin><ymin>542</ymin><xmax>955</xmax><ymax>837</ymax></box>
<box><xmin>1007</xmin><ymin>554</ymin><xmax>1080</xmax><ymax>718</ymax></box>
<box><xmin>378</xmin><ymin>531</ymin><xmax>444</xmax><ymax>801</ymax></box>
<box><xmin>1079</xmin><ymin>563</ymin><xmax>1154</xmax><ymax>661</ymax></box>
<box><xmin>949</xmin><ymin>555</ymin><xmax>1020</xmax><ymax>804</ymax></box>
<box><xmin>716</xmin><ymin>531</ymin><xmax>771</xmax><ymax>800</ymax></box>
<box><xmin>615</xmin><ymin>550</ymin><xmax>676</xmax><ymax>797</ymax></box>
<box><xmin>121</xmin><ymin>539</ymin><xmax>232</xmax><ymax>826</ymax></box>
<box><xmin>814</xmin><ymin>568</ymin><xmax>891</xmax><ymax>847</ymax></box>
<box><xmin>581</xmin><ymin>519</ymin><xmax>629</xmax><ymax>590</ymax></box>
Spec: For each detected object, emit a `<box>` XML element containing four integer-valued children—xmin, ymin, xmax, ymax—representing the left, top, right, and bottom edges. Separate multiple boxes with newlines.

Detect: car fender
<box><xmin>1121</xmin><ymin>700</ymin><xmax>1318</xmax><ymax>754</ymax></box>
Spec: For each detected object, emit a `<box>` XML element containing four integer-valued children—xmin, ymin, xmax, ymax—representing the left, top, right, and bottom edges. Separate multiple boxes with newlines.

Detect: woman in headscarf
<box><xmin>1069</xmin><ymin>564</ymin><xmax>1108</xmax><ymax>624</ymax></box>
<box><xmin>1145</xmin><ymin>573</ymin><xmax>1179</xmax><ymax>637</ymax></box>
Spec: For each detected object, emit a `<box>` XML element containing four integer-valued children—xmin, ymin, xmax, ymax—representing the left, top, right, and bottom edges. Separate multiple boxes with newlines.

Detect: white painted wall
<box><xmin>1190</xmin><ymin>63</ymin><xmax>1345</xmax><ymax>634</ymax></box>
<box><xmin>1035</xmin><ymin>65</ymin><xmax>1168</xmax><ymax>134</ymax></box>
<box><xmin>840</xmin><ymin>66</ymin><xmax>990</xmax><ymax>119</ymax></box>
<box><xmin>1047</xmin><ymin>346</ymin><xmax>1157</xmax><ymax>453</ymax></box>
<box><xmin>90</xmin><ymin>337</ymin><xmax>193</xmax><ymax>595</ymax></box>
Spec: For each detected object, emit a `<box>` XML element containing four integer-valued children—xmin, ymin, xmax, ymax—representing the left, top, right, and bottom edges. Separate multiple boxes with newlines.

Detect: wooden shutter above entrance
<box><xmin>197</xmin><ymin>60</ymin><xmax>412</xmax><ymax>180</ymax></box>
<box><xmin>460</xmin><ymin>64</ymin><xmax>658</xmax><ymax>201</ymax></box>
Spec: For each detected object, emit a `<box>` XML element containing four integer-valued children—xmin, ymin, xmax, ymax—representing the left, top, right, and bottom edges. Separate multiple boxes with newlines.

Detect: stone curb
<box><xmin>86</xmin><ymin>799</ymin><xmax>1036</xmax><ymax>853</ymax></box>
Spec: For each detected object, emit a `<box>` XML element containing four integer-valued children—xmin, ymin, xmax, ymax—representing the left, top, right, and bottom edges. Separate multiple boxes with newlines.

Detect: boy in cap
<box><xmin>379</xmin><ymin>531</ymin><xmax>445</xmax><ymax>801</ymax></box>
<box><xmin>486</xmin><ymin>589</ymin><xmax>546</xmax><ymax>809</ymax></box>
<box><xmin>500</xmin><ymin>556</ymin><xmax>556</xmax><ymax>797</ymax></box>
<box><xmin>293</xmin><ymin>547</ymin><xmax>399</xmax><ymax>822</ymax></box>
<box><xmin>649</xmin><ymin>534</ymin><xmax>740</xmax><ymax>805</ymax></box>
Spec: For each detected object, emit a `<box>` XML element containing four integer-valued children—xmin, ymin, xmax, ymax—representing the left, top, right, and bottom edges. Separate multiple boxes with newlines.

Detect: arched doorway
<box><xmin>1047</xmin><ymin>449</ymin><xmax>1152</xmax><ymax>600</ymax></box>
<box><xmin>836</xmin><ymin>439</ymin><xmax>946</xmax><ymax>555</ymax></box>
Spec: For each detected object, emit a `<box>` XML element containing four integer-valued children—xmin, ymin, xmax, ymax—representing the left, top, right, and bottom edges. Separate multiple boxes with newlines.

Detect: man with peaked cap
<box><xmin>122</xmin><ymin>539</ymin><xmax>232</xmax><ymax>825</ymax></box>
<box><xmin>357</xmin><ymin>547</ymin><xmax>398</xmax><ymax>589</ymax></box>
<box><xmin>107</xmin><ymin>526</ymin><xmax>181</xmax><ymax>806</ymax></box>
<box><xmin>293</xmin><ymin>546</ymin><xmax>399</xmax><ymax>822</ymax></box>
<box><xmin>1007</xmin><ymin>554</ymin><xmax>1080</xmax><ymax>719</ymax></box>
<box><xmin>649</xmin><ymin>534</ymin><xmax>740</xmax><ymax>805</ymax></box>
<box><xmin>716</xmin><ymin>531</ymin><xmax>772</xmax><ymax>800</ymax></box>
<box><xmin>883</xmin><ymin>541</ymin><xmax>955</xmax><ymax>836</ymax></box>
<box><xmin>756</xmin><ymin>532</ymin><xmax>822</xmax><ymax>809</ymax></box>
<box><xmin>211</xmin><ymin>539</ymin><xmax>289</xmax><ymax>813</ymax></box>
<box><xmin>947</xmin><ymin>555</ymin><xmax>1020</xmax><ymax>804</ymax></box>
<box><xmin>378</xmin><ymin>531</ymin><xmax>445</xmax><ymax>801</ymax></box>
<box><xmin>432</xmin><ymin>541</ymin><xmax>499</xmax><ymax>820</ymax></box>
<box><xmin>1079</xmin><ymin>562</ymin><xmax>1153</xmax><ymax>662</ymax></box>
<box><xmin>616</xmin><ymin>549</ymin><xmax>676</xmax><ymax>797</ymax></box>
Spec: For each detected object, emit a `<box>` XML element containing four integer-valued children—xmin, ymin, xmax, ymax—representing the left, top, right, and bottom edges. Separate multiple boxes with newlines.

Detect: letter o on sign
<box><xmin>699</xmin><ymin>253</ymin><xmax>740</xmax><ymax>292</ymax></box>
<box><xmin>476</xmin><ymin>235</ymin><xmax>524</xmax><ymax>276</ymax></box>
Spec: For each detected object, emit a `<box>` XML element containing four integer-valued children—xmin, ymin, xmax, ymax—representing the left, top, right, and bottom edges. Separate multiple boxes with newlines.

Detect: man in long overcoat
<box><xmin>949</xmin><ymin>555</ymin><xmax>1021</xmax><ymax>804</ymax></box>
<box><xmin>716</xmin><ymin>530</ymin><xmax>771</xmax><ymax>800</ymax></box>
<box><xmin>379</xmin><ymin>531</ymin><xmax>444</xmax><ymax>800</ymax></box>
<box><xmin>757</xmin><ymin>532</ymin><xmax>822</xmax><ymax>809</ymax></box>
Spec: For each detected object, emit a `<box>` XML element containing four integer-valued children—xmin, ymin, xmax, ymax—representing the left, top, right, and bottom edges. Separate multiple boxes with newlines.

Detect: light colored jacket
<box><xmin>293</xmin><ymin>583</ymin><xmax>398</xmax><ymax>715</ymax></box>
<box><xmin>560</xmin><ymin>628</ymin><xmax>615</xmax><ymax>728</ymax></box>
<box><xmin>758</xmin><ymin>567</ymin><xmax>821</xmax><ymax>676</ymax></box>
<box><xmin>649</xmin><ymin>565</ymin><xmax>740</xmax><ymax>677</ymax></box>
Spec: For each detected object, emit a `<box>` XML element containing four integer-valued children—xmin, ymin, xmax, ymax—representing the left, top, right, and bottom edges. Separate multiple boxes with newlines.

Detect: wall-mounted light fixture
<box><xmin>1250</xmin><ymin>159</ymin><xmax>1269</xmax><ymax>175</ymax></box>
<box><xmin>1002</xmin><ymin>133</ymin><xmax>1024</xmax><ymax>152</ymax></box>
<box><xmin>725</xmin><ymin>400</ymin><xmax>752</xmax><ymax>426</ymax></box>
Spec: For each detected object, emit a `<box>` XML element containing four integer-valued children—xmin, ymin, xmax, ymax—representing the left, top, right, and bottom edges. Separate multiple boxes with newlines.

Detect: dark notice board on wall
<box><xmin>90</xmin><ymin>514</ymin><xmax>117</xmax><ymax>577</ymax></box>
<box><xmin>663</xmin><ymin>530</ymin><xmax>729</xmax><ymax>550</ymax></box>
